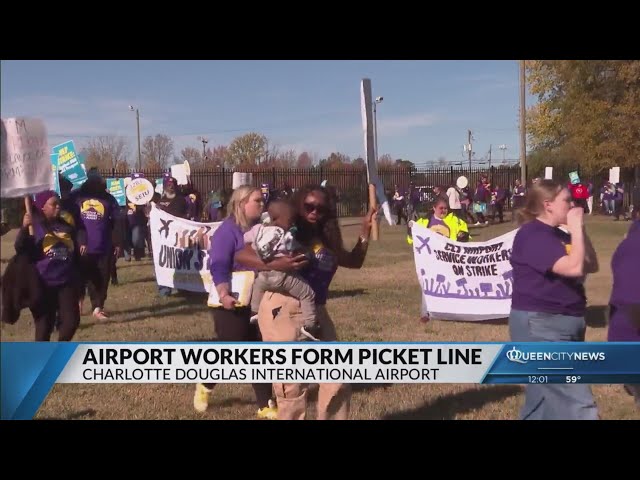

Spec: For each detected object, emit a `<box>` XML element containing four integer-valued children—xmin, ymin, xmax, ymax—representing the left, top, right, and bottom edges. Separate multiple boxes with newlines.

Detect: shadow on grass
<box><xmin>328</xmin><ymin>288</ymin><xmax>367</xmax><ymax>300</ymax></box>
<box><xmin>38</xmin><ymin>408</ymin><xmax>97</xmax><ymax>420</ymax></box>
<box><xmin>382</xmin><ymin>385</ymin><xmax>522</xmax><ymax>420</ymax></box>
<box><xmin>78</xmin><ymin>299</ymin><xmax>208</xmax><ymax>330</ymax></box>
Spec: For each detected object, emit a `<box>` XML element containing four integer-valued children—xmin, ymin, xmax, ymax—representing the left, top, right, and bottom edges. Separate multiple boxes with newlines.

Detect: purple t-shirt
<box><xmin>300</xmin><ymin>240</ymin><xmax>338</xmax><ymax>305</ymax></box>
<box><xmin>510</xmin><ymin>219</ymin><xmax>586</xmax><ymax>317</ymax></box>
<box><xmin>209</xmin><ymin>216</ymin><xmax>255</xmax><ymax>286</ymax></box>
<box><xmin>71</xmin><ymin>190</ymin><xmax>118</xmax><ymax>255</ymax></box>
<box><xmin>608</xmin><ymin>221</ymin><xmax>640</xmax><ymax>341</ymax></box>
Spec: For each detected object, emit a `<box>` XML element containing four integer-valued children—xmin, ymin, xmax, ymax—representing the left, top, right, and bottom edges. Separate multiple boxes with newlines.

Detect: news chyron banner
<box><xmin>2</xmin><ymin>342</ymin><xmax>639</xmax><ymax>419</ymax></box>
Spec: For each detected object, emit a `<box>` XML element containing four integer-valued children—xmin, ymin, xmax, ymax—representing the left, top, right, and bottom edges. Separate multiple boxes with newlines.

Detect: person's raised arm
<box><xmin>551</xmin><ymin>208</ymin><xmax>586</xmax><ymax>278</ymax></box>
<box><xmin>336</xmin><ymin>206</ymin><xmax>377</xmax><ymax>269</ymax></box>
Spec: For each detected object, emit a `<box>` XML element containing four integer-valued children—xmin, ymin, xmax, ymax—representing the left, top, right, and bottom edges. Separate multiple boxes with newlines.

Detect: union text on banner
<box><xmin>412</xmin><ymin>224</ymin><xmax>518</xmax><ymax>321</ymax></box>
<box><xmin>1</xmin><ymin>117</ymin><xmax>53</xmax><ymax>197</ymax></box>
<box><xmin>149</xmin><ymin>206</ymin><xmax>222</xmax><ymax>292</ymax></box>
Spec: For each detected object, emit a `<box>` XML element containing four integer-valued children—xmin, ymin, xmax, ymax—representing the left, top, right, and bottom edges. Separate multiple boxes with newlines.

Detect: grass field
<box><xmin>1</xmin><ymin>215</ymin><xmax>638</xmax><ymax>420</ymax></box>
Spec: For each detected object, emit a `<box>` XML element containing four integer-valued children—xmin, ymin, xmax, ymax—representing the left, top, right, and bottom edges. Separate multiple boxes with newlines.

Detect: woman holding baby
<box><xmin>236</xmin><ymin>184</ymin><xmax>377</xmax><ymax>420</ymax></box>
<box><xmin>192</xmin><ymin>185</ymin><xmax>304</xmax><ymax>419</ymax></box>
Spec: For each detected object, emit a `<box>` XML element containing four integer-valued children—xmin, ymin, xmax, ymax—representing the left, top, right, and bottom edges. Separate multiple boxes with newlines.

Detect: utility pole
<box><xmin>201</xmin><ymin>138</ymin><xmax>208</xmax><ymax>159</ymax></box>
<box><xmin>519</xmin><ymin>60</ymin><xmax>527</xmax><ymax>185</ymax></box>
<box><xmin>488</xmin><ymin>144</ymin><xmax>492</xmax><ymax>169</ymax></box>
<box><xmin>468</xmin><ymin>129</ymin><xmax>473</xmax><ymax>171</ymax></box>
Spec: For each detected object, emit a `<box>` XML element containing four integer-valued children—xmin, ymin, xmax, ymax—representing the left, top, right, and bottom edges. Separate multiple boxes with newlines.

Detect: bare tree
<box><xmin>82</xmin><ymin>136</ymin><xmax>130</xmax><ymax>170</ymax></box>
<box><xmin>296</xmin><ymin>152</ymin><xmax>314</xmax><ymax>168</ymax></box>
<box><xmin>142</xmin><ymin>134</ymin><xmax>174</xmax><ymax>169</ymax></box>
<box><xmin>180</xmin><ymin>147</ymin><xmax>204</xmax><ymax>168</ymax></box>
<box><xmin>378</xmin><ymin>153</ymin><xmax>394</xmax><ymax>167</ymax></box>
<box><xmin>276</xmin><ymin>149</ymin><xmax>297</xmax><ymax>168</ymax></box>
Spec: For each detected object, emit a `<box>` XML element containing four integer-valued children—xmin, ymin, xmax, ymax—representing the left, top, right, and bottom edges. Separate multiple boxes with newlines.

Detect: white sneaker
<box><xmin>300</xmin><ymin>326</ymin><xmax>321</xmax><ymax>341</ymax></box>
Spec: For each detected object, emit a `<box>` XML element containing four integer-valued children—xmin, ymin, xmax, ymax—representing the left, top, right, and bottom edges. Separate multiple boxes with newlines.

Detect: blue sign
<box><xmin>51</xmin><ymin>140</ymin><xmax>87</xmax><ymax>190</ymax></box>
<box><xmin>106</xmin><ymin>178</ymin><xmax>126</xmax><ymax>206</ymax></box>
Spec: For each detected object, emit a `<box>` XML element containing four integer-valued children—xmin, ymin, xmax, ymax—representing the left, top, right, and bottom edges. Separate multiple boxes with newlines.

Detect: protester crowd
<box><xmin>1</xmin><ymin>166</ymin><xmax>638</xmax><ymax>421</ymax></box>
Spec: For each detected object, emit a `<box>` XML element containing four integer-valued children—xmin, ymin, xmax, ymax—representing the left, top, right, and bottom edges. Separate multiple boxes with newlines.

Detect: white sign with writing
<box><xmin>126</xmin><ymin>178</ymin><xmax>155</xmax><ymax>205</ymax></box>
<box><xmin>411</xmin><ymin>224</ymin><xmax>518</xmax><ymax>322</ymax></box>
<box><xmin>1</xmin><ymin>117</ymin><xmax>54</xmax><ymax>197</ymax></box>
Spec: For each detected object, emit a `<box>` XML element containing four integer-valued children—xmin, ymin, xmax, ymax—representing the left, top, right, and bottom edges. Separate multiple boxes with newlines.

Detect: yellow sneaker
<box><xmin>193</xmin><ymin>383</ymin><xmax>212</xmax><ymax>412</ymax></box>
<box><xmin>257</xmin><ymin>400</ymin><xmax>278</xmax><ymax>419</ymax></box>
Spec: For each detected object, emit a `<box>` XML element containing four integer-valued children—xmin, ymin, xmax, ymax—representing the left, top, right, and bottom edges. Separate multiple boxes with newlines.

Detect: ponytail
<box><xmin>516</xmin><ymin>179</ymin><xmax>563</xmax><ymax>225</ymax></box>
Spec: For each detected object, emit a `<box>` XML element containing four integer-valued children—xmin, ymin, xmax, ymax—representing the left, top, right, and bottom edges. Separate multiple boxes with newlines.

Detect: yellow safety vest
<box><xmin>407</xmin><ymin>214</ymin><xmax>470</xmax><ymax>245</ymax></box>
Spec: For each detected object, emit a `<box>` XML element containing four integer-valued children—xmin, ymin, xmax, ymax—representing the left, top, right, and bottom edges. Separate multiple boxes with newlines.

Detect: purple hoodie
<box><xmin>209</xmin><ymin>216</ymin><xmax>255</xmax><ymax>286</ymax></box>
<box><xmin>14</xmin><ymin>216</ymin><xmax>79</xmax><ymax>287</ymax></box>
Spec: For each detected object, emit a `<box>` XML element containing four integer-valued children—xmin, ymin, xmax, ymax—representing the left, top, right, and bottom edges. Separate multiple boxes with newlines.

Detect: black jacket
<box><xmin>1</xmin><ymin>252</ymin><xmax>42</xmax><ymax>325</ymax></box>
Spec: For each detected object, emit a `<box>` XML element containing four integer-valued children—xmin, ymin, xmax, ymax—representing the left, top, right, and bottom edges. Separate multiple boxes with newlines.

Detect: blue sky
<box><xmin>1</xmin><ymin>60</ymin><xmax>537</xmax><ymax>167</ymax></box>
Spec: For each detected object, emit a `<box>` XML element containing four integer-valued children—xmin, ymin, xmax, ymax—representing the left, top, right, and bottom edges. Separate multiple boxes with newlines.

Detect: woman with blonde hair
<box><xmin>509</xmin><ymin>179</ymin><xmax>599</xmax><ymax>420</ymax></box>
<box><xmin>193</xmin><ymin>185</ymin><xmax>283</xmax><ymax>418</ymax></box>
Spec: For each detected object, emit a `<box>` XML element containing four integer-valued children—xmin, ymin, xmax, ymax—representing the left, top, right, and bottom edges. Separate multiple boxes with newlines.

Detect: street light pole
<box><xmin>519</xmin><ymin>60</ymin><xmax>527</xmax><ymax>185</ymax></box>
<box><xmin>198</xmin><ymin>136</ymin><xmax>209</xmax><ymax>161</ymax></box>
<box><xmin>373</xmin><ymin>96</ymin><xmax>383</xmax><ymax>162</ymax></box>
<box><xmin>129</xmin><ymin>105</ymin><xmax>141</xmax><ymax>171</ymax></box>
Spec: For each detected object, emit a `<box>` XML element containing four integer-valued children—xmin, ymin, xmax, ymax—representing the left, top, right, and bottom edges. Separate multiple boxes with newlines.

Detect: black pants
<box><xmin>80</xmin><ymin>253</ymin><xmax>111</xmax><ymax>310</ymax></box>
<box><xmin>31</xmin><ymin>281</ymin><xmax>80</xmax><ymax>341</ymax></box>
<box><xmin>110</xmin><ymin>252</ymin><xmax>119</xmax><ymax>284</ymax></box>
<box><xmin>491</xmin><ymin>203</ymin><xmax>504</xmax><ymax>223</ymax></box>
<box><xmin>203</xmin><ymin>307</ymin><xmax>272</xmax><ymax>409</ymax></box>
<box><xmin>613</xmin><ymin>200</ymin><xmax>624</xmax><ymax>220</ymax></box>
<box><xmin>395</xmin><ymin>205</ymin><xmax>407</xmax><ymax>225</ymax></box>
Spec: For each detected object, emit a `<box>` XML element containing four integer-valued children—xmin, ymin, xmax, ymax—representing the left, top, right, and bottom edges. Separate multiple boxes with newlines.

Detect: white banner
<box><xmin>412</xmin><ymin>224</ymin><xmax>518</xmax><ymax>321</ymax></box>
<box><xmin>149</xmin><ymin>206</ymin><xmax>222</xmax><ymax>292</ymax></box>
<box><xmin>1</xmin><ymin>117</ymin><xmax>54</xmax><ymax>197</ymax></box>
<box><xmin>360</xmin><ymin>79</ymin><xmax>393</xmax><ymax>225</ymax></box>
<box><xmin>55</xmin><ymin>343</ymin><xmax>503</xmax><ymax>384</ymax></box>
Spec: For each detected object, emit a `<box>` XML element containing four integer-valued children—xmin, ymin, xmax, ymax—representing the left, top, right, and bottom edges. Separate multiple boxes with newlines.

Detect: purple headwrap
<box><xmin>34</xmin><ymin>190</ymin><xmax>58</xmax><ymax>210</ymax></box>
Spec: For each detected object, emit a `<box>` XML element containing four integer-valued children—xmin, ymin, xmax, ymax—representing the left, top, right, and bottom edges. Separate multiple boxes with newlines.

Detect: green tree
<box><xmin>526</xmin><ymin>60</ymin><xmax>640</xmax><ymax>174</ymax></box>
<box><xmin>227</xmin><ymin>132</ymin><xmax>268</xmax><ymax>167</ymax></box>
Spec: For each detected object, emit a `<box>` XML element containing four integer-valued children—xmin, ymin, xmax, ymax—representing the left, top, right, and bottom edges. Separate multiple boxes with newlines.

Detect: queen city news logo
<box><xmin>505</xmin><ymin>347</ymin><xmax>605</xmax><ymax>364</ymax></box>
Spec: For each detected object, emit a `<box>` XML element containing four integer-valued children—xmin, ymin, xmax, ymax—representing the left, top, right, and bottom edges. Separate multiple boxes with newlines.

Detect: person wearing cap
<box><xmin>14</xmin><ymin>190</ymin><xmax>85</xmax><ymax>341</ymax></box>
<box><xmin>156</xmin><ymin>176</ymin><xmax>189</xmax><ymax>218</ymax></box>
<box><xmin>155</xmin><ymin>176</ymin><xmax>189</xmax><ymax>296</ymax></box>
<box><xmin>69</xmin><ymin>171</ymin><xmax>122</xmax><ymax>320</ymax></box>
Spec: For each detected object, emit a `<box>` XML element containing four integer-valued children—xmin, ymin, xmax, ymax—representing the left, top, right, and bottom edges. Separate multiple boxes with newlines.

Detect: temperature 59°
<box><xmin>566</xmin><ymin>375</ymin><xmax>582</xmax><ymax>383</ymax></box>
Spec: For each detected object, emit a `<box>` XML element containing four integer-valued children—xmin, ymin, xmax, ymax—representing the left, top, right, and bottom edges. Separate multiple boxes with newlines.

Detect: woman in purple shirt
<box><xmin>236</xmin><ymin>185</ymin><xmax>376</xmax><ymax>420</ymax></box>
<box><xmin>193</xmin><ymin>185</ymin><xmax>295</xmax><ymax>419</ymax></box>
<box><xmin>15</xmin><ymin>191</ymin><xmax>84</xmax><ymax>341</ymax></box>
<box><xmin>509</xmin><ymin>179</ymin><xmax>599</xmax><ymax>420</ymax></box>
<box><xmin>607</xmin><ymin>220</ymin><xmax>640</xmax><ymax>406</ymax></box>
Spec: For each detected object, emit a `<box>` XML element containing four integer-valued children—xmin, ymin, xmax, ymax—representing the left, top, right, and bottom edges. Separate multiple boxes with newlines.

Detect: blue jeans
<box><xmin>509</xmin><ymin>309</ymin><xmax>599</xmax><ymax>420</ymax></box>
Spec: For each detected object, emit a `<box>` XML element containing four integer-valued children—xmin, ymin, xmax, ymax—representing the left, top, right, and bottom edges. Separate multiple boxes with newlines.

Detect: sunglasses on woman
<box><xmin>304</xmin><ymin>202</ymin><xmax>328</xmax><ymax>215</ymax></box>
